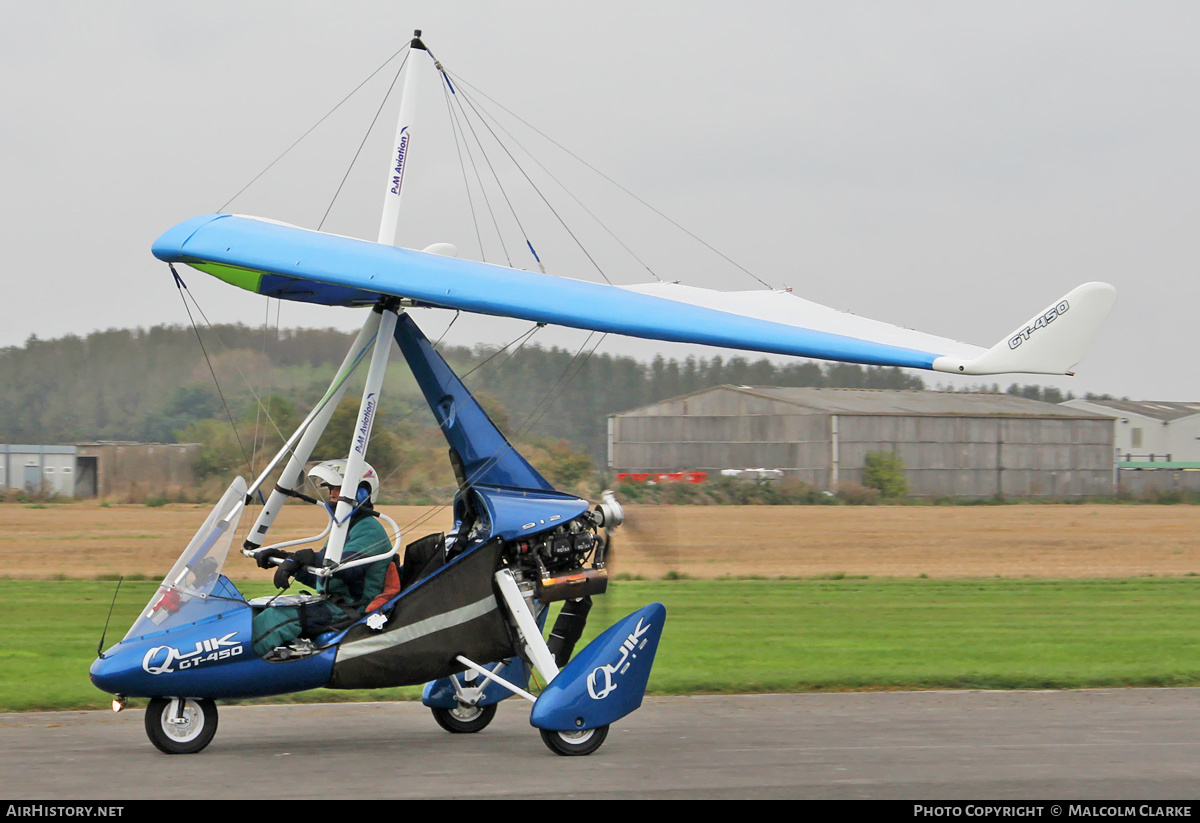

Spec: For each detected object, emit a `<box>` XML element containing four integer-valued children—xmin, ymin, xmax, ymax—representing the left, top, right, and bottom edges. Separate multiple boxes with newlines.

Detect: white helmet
<box><xmin>307</xmin><ymin>459</ymin><xmax>380</xmax><ymax>506</ymax></box>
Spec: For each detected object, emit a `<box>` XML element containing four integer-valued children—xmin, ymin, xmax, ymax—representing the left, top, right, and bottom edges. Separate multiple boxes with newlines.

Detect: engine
<box><xmin>520</xmin><ymin>517</ymin><xmax>600</xmax><ymax>575</ymax></box>
<box><xmin>500</xmin><ymin>493</ymin><xmax>623</xmax><ymax>667</ymax></box>
<box><xmin>504</xmin><ymin>494</ymin><xmax>621</xmax><ymax>605</ymax></box>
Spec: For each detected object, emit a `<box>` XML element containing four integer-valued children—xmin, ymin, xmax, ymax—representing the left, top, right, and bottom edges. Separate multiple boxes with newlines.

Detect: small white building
<box><xmin>1</xmin><ymin>442</ymin><xmax>200</xmax><ymax>499</ymax></box>
<box><xmin>0</xmin><ymin>445</ymin><xmax>77</xmax><ymax>497</ymax></box>
<box><xmin>1059</xmin><ymin>399</ymin><xmax>1200</xmax><ymax>463</ymax></box>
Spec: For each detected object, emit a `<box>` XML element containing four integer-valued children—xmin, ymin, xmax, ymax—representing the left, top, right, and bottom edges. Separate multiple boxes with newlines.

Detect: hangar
<box><xmin>608</xmin><ymin>387</ymin><xmax>1115</xmax><ymax>498</ymax></box>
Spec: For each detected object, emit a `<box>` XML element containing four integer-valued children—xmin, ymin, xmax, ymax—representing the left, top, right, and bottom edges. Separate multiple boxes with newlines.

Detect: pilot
<box><xmin>250</xmin><ymin>459</ymin><xmax>392</xmax><ymax>657</ymax></box>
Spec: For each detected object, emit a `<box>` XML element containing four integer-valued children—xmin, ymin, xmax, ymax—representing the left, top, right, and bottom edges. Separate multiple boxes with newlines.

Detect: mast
<box><xmin>326</xmin><ymin>31</ymin><xmax>427</xmax><ymax>565</ymax></box>
<box><xmin>377</xmin><ymin>30</ymin><xmax>427</xmax><ymax>247</ymax></box>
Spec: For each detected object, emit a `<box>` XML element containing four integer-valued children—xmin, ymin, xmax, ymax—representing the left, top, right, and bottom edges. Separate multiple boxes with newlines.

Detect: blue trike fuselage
<box><xmin>90</xmin><ymin>576</ymin><xmax>335</xmax><ymax>699</ymax></box>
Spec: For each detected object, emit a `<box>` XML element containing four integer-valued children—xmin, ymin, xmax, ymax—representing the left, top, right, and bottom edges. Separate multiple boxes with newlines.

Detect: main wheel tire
<box><xmin>539</xmin><ymin>724</ymin><xmax>609</xmax><ymax>756</ymax></box>
<box><xmin>144</xmin><ymin>697</ymin><xmax>218</xmax><ymax>755</ymax></box>
<box><xmin>431</xmin><ymin>702</ymin><xmax>497</xmax><ymax>734</ymax></box>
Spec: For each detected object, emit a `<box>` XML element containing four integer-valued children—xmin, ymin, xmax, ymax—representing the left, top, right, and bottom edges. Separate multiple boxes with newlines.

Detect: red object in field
<box><xmin>617</xmin><ymin>471</ymin><xmax>707</xmax><ymax>484</ymax></box>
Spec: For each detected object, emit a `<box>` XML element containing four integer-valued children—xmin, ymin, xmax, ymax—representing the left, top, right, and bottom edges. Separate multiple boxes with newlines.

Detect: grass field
<box><xmin>2</xmin><ymin>576</ymin><xmax>1198</xmax><ymax>712</ymax></box>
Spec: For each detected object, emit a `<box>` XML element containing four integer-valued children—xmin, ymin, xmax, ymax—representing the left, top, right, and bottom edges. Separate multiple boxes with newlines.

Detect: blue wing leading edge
<box><xmin>153</xmin><ymin>213</ymin><xmax>1116</xmax><ymax>376</ymax></box>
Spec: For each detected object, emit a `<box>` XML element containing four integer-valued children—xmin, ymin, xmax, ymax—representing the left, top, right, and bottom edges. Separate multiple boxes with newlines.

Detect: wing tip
<box><xmin>933</xmin><ymin>281</ymin><xmax>1116</xmax><ymax>377</ymax></box>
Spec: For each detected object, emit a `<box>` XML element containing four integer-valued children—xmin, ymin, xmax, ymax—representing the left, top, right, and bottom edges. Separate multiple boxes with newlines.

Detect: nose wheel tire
<box><xmin>539</xmin><ymin>724</ymin><xmax>609</xmax><ymax>756</ymax></box>
<box><xmin>431</xmin><ymin>702</ymin><xmax>497</xmax><ymax>734</ymax></box>
<box><xmin>144</xmin><ymin>697</ymin><xmax>218</xmax><ymax>754</ymax></box>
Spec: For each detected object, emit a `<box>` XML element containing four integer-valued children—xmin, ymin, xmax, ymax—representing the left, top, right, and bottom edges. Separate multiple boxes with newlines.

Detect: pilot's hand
<box><xmin>256</xmin><ymin>548</ymin><xmax>289</xmax><ymax>570</ymax></box>
<box><xmin>273</xmin><ymin>557</ymin><xmax>298</xmax><ymax>589</ymax></box>
<box><xmin>292</xmin><ymin>548</ymin><xmax>318</xmax><ymax>569</ymax></box>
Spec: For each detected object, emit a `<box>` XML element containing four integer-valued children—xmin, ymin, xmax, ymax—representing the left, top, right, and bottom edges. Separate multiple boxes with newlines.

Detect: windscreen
<box><xmin>124</xmin><ymin>477</ymin><xmax>248</xmax><ymax>640</ymax></box>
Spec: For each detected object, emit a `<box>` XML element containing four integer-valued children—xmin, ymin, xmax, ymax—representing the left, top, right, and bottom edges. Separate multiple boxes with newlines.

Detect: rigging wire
<box><xmin>446</xmin><ymin>70</ymin><xmax>614</xmax><ymax>285</ymax></box>
<box><xmin>439</xmin><ymin>70</ymin><xmax>514</xmax><ymax>266</ymax></box>
<box><xmin>506</xmin><ymin>332</ymin><xmax>608</xmax><ymax>447</ymax></box>
<box><xmin>440</xmin><ymin>78</ymin><xmax>489</xmax><ymax>262</ymax></box>
<box><xmin>251</xmin><ymin>296</ymin><xmax>284</xmax><ymax>476</ymax></box>
<box><xmin>168</xmin><ymin>266</ymin><xmax>302</xmax><ymax>472</ymax></box>
<box><xmin>318</xmin><ymin>52</ymin><xmax>410</xmax><ymax>232</ymax></box>
<box><xmin>169</xmin><ymin>265</ymin><xmax>255</xmax><ymax>476</ymax></box>
<box><xmin>438</xmin><ymin>61</ymin><xmax>547</xmax><ymax>273</ymax></box>
<box><xmin>251</xmin><ymin>299</ymin><xmax>268</xmax><ymax>475</ymax></box>
<box><xmin>459</xmin><ymin>323</ymin><xmax>543</xmax><ymax>381</ymax></box>
<box><xmin>218</xmin><ymin>45</ymin><xmax>410</xmax><ymax>213</ymax></box>
<box><xmin>431</xmin><ymin>310</ymin><xmax>461</xmax><ymax>350</ymax></box>
<box><xmin>431</xmin><ymin>50</ymin><xmax>548</xmax><ymax>272</ymax></box>
<box><xmin>455</xmin><ymin>82</ymin><xmax>663</xmax><ymax>283</ymax></box>
<box><xmin>448</xmin><ymin>70</ymin><xmax>778</xmax><ymax>290</ymax></box>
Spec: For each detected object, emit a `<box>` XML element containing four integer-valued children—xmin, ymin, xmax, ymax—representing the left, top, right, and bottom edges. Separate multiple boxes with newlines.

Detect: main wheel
<box><xmin>539</xmin><ymin>724</ymin><xmax>609</xmax><ymax>756</ymax></box>
<box><xmin>144</xmin><ymin>697</ymin><xmax>218</xmax><ymax>755</ymax></box>
<box><xmin>431</xmin><ymin>702</ymin><xmax>497</xmax><ymax>734</ymax></box>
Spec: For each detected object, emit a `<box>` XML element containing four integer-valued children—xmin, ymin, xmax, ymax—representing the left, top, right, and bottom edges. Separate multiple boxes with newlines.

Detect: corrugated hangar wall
<box><xmin>835</xmin><ymin>415</ymin><xmax>1114</xmax><ymax>497</ymax></box>
<box><xmin>609</xmin><ymin>387</ymin><xmax>1115</xmax><ymax>498</ymax></box>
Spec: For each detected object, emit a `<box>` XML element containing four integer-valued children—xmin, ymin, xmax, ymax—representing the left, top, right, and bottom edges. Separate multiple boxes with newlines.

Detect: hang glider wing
<box><xmin>153</xmin><ymin>213</ymin><xmax>1116</xmax><ymax>376</ymax></box>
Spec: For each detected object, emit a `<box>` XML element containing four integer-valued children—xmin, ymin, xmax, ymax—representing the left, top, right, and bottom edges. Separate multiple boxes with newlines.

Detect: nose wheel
<box><xmin>144</xmin><ymin>697</ymin><xmax>218</xmax><ymax>754</ymax></box>
<box><xmin>539</xmin><ymin>724</ymin><xmax>609</xmax><ymax>756</ymax></box>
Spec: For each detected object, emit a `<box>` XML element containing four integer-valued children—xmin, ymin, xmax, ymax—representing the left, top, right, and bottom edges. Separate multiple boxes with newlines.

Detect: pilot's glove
<box><xmin>291</xmin><ymin>548</ymin><xmax>318</xmax><ymax>569</ymax></box>
<box><xmin>273</xmin><ymin>557</ymin><xmax>298</xmax><ymax>590</ymax></box>
<box><xmin>256</xmin><ymin>548</ymin><xmax>289</xmax><ymax>570</ymax></box>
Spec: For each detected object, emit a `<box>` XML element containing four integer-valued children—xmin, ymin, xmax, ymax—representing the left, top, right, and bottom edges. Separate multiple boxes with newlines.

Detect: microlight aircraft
<box><xmin>89</xmin><ymin>32</ymin><xmax>1117</xmax><ymax>756</ymax></box>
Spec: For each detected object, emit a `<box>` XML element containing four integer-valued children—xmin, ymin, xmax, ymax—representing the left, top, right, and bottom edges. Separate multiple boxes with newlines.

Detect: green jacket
<box><xmin>296</xmin><ymin>511</ymin><xmax>392</xmax><ymax>610</ymax></box>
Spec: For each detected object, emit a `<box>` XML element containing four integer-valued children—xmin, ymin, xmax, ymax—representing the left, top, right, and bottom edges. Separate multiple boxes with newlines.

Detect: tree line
<box><xmin>3</xmin><ymin>324</ymin><xmax>1108</xmax><ymax>499</ymax></box>
<box><xmin>1</xmin><ymin>324</ymin><xmax>931</xmax><ymax>461</ymax></box>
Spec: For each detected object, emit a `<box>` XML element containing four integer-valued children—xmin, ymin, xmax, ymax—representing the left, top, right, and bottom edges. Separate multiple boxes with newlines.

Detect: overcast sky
<box><xmin>3</xmin><ymin>1</ymin><xmax>1197</xmax><ymax>400</ymax></box>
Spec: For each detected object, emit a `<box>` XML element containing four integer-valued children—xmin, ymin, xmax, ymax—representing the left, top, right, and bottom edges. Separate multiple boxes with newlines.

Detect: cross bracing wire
<box><xmin>218</xmin><ymin>45</ymin><xmax>411</xmax><ymax>214</ymax></box>
<box><xmin>446</xmin><ymin>70</ymin><xmax>778</xmax><ymax>290</ymax></box>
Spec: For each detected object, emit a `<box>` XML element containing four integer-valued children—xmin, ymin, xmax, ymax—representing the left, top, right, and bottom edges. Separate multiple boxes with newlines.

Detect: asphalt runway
<box><xmin>3</xmin><ymin>690</ymin><xmax>1200</xmax><ymax>800</ymax></box>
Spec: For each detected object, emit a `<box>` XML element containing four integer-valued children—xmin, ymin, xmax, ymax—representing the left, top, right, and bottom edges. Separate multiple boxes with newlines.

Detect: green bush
<box><xmin>862</xmin><ymin>451</ymin><xmax>909</xmax><ymax>498</ymax></box>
